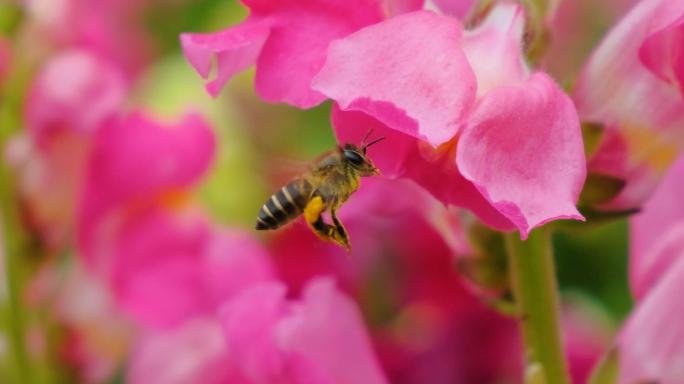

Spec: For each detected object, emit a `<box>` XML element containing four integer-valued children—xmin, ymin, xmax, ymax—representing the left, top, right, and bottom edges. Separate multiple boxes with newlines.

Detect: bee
<box><xmin>255</xmin><ymin>131</ymin><xmax>384</xmax><ymax>250</ymax></box>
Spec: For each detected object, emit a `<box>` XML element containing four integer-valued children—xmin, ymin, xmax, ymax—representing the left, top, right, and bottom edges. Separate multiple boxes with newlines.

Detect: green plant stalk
<box><xmin>506</xmin><ymin>229</ymin><xmax>570</xmax><ymax>384</ymax></box>
<box><xmin>0</xmin><ymin>167</ymin><xmax>31</xmax><ymax>384</ymax></box>
<box><xmin>0</xmin><ymin>22</ymin><xmax>32</xmax><ymax>382</ymax></box>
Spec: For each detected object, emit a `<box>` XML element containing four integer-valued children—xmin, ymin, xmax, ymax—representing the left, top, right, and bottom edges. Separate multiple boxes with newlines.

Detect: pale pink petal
<box><xmin>639</xmin><ymin>13</ymin><xmax>684</xmax><ymax>96</ymax></box>
<box><xmin>313</xmin><ymin>11</ymin><xmax>477</xmax><ymax>146</ymax></box>
<box><xmin>220</xmin><ymin>279</ymin><xmax>389</xmax><ymax>384</ymax></box>
<box><xmin>128</xmin><ymin>318</ymin><xmax>238</xmax><ymax>384</ymax></box>
<box><xmin>180</xmin><ymin>20</ymin><xmax>271</xmax><ymax>97</ymax></box>
<box><xmin>202</xmin><ymin>230</ymin><xmax>276</xmax><ymax>310</ymax></box>
<box><xmin>457</xmin><ymin>73</ymin><xmax>586</xmax><ymax>238</ymax></box>
<box><xmin>430</xmin><ymin>0</ymin><xmax>475</xmax><ymax>18</ymax></box>
<box><xmin>618</xmin><ymin>255</ymin><xmax>684</xmax><ymax>384</ymax></box>
<box><xmin>574</xmin><ymin>0</ymin><xmax>684</xmax><ymax>210</ymax></box>
<box><xmin>461</xmin><ymin>2</ymin><xmax>529</xmax><ymax>96</ymax></box>
<box><xmin>275</xmin><ymin>278</ymin><xmax>388</xmax><ymax>384</ymax></box>
<box><xmin>25</xmin><ymin>50</ymin><xmax>126</xmax><ymax>147</ymax></box>
<box><xmin>220</xmin><ymin>282</ymin><xmax>289</xmax><ymax>383</ymax></box>
<box><xmin>630</xmin><ymin>154</ymin><xmax>684</xmax><ymax>298</ymax></box>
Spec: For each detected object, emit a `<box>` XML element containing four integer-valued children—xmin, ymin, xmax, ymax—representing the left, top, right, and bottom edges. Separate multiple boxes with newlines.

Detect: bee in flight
<box><xmin>255</xmin><ymin>131</ymin><xmax>384</xmax><ymax>251</ymax></box>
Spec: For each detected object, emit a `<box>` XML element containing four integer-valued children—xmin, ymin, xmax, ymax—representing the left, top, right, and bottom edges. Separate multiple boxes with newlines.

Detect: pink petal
<box><xmin>618</xmin><ymin>255</ymin><xmax>684</xmax><ymax>384</ymax></box>
<box><xmin>461</xmin><ymin>2</ymin><xmax>529</xmax><ymax>96</ymax></box>
<box><xmin>25</xmin><ymin>49</ymin><xmax>126</xmax><ymax>147</ymax></box>
<box><xmin>383</xmin><ymin>0</ymin><xmax>426</xmax><ymax>16</ymax></box>
<box><xmin>431</xmin><ymin>0</ymin><xmax>475</xmax><ymax>18</ymax></box>
<box><xmin>111</xmin><ymin>211</ymin><xmax>213</xmax><ymax>328</ymax></box>
<box><xmin>253</xmin><ymin>0</ymin><xmax>384</xmax><ymax>108</ymax></box>
<box><xmin>275</xmin><ymin>277</ymin><xmax>388</xmax><ymax>384</ymax></box>
<box><xmin>457</xmin><ymin>73</ymin><xmax>586</xmax><ymax>238</ymax></box>
<box><xmin>182</xmin><ymin>0</ymin><xmax>393</xmax><ymax>107</ymax></box>
<box><xmin>630</xmin><ymin>154</ymin><xmax>684</xmax><ymax>299</ymax></box>
<box><xmin>403</xmin><ymin>152</ymin><xmax>516</xmax><ymax>231</ymax></box>
<box><xmin>573</xmin><ymin>0</ymin><xmax>684</xmax><ymax>210</ymax></box>
<box><xmin>202</xmin><ymin>230</ymin><xmax>276</xmax><ymax>310</ymax></box>
<box><xmin>180</xmin><ymin>20</ymin><xmax>271</xmax><ymax>97</ymax></box>
<box><xmin>220</xmin><ymin>283</ymin><xmax>289</xmax><ymax>382</ymax></box>
<box><xmin>639</xmin><ymin>13</ymin><xmax>684</xmax><ymax>96</ymax></box>
<box><xmin>332</xmin><ymin>105</ymin><xmax>514</xmax><ymax>230</ymax></box>
<box><xmin>79</xmin><ymin>111</ymin><xmax>215</xmax><ymax>230</ymax></box>
<box><xmin>313</xmin><ymin>11</ymin><xmax>477</xmax><ymax>146</ymax></box>
<box><xmin>331</xmin><ymin>104</ymin><xmax>416</xmax><ymax>178</ymax></box>
<box><xmin>128</xmin><ymin>318</ymin><xmax>238</xmax><ymax>384</ymax></box>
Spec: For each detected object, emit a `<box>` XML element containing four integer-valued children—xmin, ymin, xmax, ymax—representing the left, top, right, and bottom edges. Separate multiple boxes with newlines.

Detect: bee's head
<box><xmin>340</xmin><ymin>130</ymin><xmax>384</xmax><ymax>176</ymax></box>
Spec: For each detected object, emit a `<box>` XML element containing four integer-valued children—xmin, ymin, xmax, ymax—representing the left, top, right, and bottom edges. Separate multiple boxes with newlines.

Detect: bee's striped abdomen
<box><xmin>255</xmin><ymin>179</ymin><xmax>312</xmax><ymax>230</ymax></box>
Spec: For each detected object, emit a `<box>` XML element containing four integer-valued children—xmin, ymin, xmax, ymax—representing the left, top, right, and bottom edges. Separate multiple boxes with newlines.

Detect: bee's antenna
<box><xmin>360</xmin><ymin>129</ymin><xmax>374</xmax><ymax>147</ymax></box>
<box><xmin>363</xmin><ymin>136</ymin><xmax>385</xmax><ymax>150</ymax></box>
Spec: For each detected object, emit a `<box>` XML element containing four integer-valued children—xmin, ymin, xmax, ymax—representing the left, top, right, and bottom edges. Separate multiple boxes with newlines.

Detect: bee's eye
<box><xmin>344</xmin><ymin>150</ymin><xmax>365</xmax><ymax>167</ymax></box>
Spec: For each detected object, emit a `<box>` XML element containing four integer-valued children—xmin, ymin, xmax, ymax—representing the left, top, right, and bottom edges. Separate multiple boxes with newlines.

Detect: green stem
<box><xmin>505</xmin><ymin>229</ymin><xmax>570</xmax><ymax>384</ymax></box>
<box><xmin>0</xmin><ymin>21</ymin><xmax>32</xmax><ymax>382</ymax></box>
<box><xmin>0</xmin><ymin>169</ymin><xmax>31</xmax><ymax>383</ymax></box>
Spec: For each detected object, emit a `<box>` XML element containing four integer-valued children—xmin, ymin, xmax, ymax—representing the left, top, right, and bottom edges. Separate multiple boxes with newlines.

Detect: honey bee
<box><xmin>255</xmin><ymin>131</ymin><xmax>384</xmax><ymax>250</ymax></box>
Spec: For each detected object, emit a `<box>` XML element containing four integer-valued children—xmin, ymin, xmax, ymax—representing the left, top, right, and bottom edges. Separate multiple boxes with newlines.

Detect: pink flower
<box><xmin>78</xmin><ymin>111</ymin><xmax>275</xmax><ymax>328</ymax></box>
<box><xmin>313</xmin><ymin>3</ymin><xmax>586</xmax><ymax>238</ymax></box>
<box><xmin>617</xmin><ymin>154</ymin><xmax>684</xmax><ymax>383</ymax></box>
<box><xmin>7</xmin><ymin>50</ymin><xmax>125</xmax><ymax>248</ymax></box>
<box><xmin>25</xmin><ymin>0</ymin><xmax>152</xmax><ymax>77</ymax></box>
<box><xmin>630</xmin><ymin>154</ymin><xmax>684</xmax><ymax>299</ymax></box>
<box><xmin>573</xmin><ymin>0</ymin><xmax>684</xmax><ymax>211</ymax></box>
<box><xmin>53</xmin><ymin>263</ymin><xmax>132</xmax><ymax>383</ymax></box>
<box><xmin>25</xmin><ymin>50</ymin><xmax>126</xmax><ymax>147</ymax></box>
<box><xmin>220</xmin><ymin>277</ymin><xmax>389</xmax><ymax>384</ymax></box>
<box><xmin>128</xmin><ymin>318</ymin><xmax>237</xmax><ymax>384</ymax></box>
<box><xmin>268</xmin><ymin>178</ymin><xmax>524</xmax><ymax>383</ymax></box>
<box><xmin>180</xmin><ymin>0</ymin><xmax>424</xmax><ymax>107</ymax></box>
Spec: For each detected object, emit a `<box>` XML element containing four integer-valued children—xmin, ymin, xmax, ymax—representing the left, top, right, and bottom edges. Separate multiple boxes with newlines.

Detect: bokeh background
<box><xmin>0</xmin><ymin>0</ymin><xmax>644</xmax><ymax>383</ymax></box>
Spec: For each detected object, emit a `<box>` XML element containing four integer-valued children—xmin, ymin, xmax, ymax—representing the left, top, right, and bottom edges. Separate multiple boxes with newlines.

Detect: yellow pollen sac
<box><xmin>304</xmin><ymin>196</ymin><xmax>325</xmax><ymax>224</ymax></box>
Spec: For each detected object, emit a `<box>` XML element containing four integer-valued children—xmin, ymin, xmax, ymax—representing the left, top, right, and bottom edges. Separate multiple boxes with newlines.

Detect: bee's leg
<box><xmin>330</xmin><ymin>207</ymin><xmax>350</xmax><ymax>251</ymax></box>
<box><xmin>304</xmin><ymin>196</ymin><xmax>350</xmax><ymax>251</ymax></box>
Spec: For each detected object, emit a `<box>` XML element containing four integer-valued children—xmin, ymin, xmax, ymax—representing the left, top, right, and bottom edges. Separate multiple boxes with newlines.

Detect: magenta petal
<box><xmin>275</xmin><ymin>278</ymin><xmax>388</xmax><ymax>384</ymax></box>
<box><xmin>180</xmin><ymin>20</ymin><xmax>271</xmax><ymax>97</ymax></box>
<box><xmin>313</xmin><ymin>11</ymin><xmax>477</xmax><ymax>146</ymax></box>
<box><xmin>220</xmin><ymin>283</ymin><xmax>289</xmax><ymax>382</ymax></box>
<box><xmin>112</xmin><ymin>211</ymin><xmax>212</xmax><ymax>328</ymax></box>
<box><xmin>457</xmin><ymin>73</ymin><xmax>586</xmax><ymax>238</ymax></box>
<box><xmin>81</xmin><ymin>111</ymin><xmax>215</xmax><ymax>222</ymax></box>
<box><xmin>331</xmin><ymin>104</ymin><xmax>415</xmax><ymax>178</ymax></box>
<box><xmin>250</xmin><ymin>0</ymin><xmax>386</xmax><ymax>108</ymax></box>
<box><xmin>618</xmin><ymin>255</ymin><xmax>684</xmax><ymax>384</ymax></box>
<box><xmin>639</xmin><ymin>13</ymin><xmax>684</xmax><ymax>96</ymax></box>
<box><xmin>630</xmin><ymin>154</ymin><xmax>684</xmax><ymax>299</ymax></box>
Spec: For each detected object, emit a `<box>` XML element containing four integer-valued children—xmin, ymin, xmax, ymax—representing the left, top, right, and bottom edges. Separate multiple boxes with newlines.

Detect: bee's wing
<box><xmin>263</xmin><ymin>155</ymin><xmax>314</xmax><ymax>185</ymax></box>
